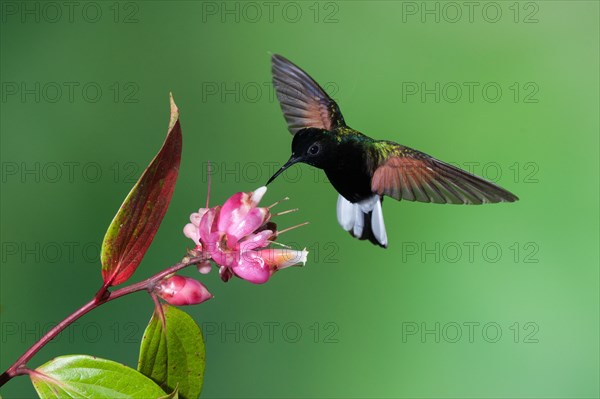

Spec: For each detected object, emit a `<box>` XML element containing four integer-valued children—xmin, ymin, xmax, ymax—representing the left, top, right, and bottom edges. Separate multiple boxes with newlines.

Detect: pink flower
<box><xmin>154</xmin><ymin>275</ymin><xmax>213</xmax><ymax>306</ymax></box>
<box><xmin>232</xmin><ymin>247</ymin><xmax>308</xmax><ymax>284</ymax></box>
<box><xmin>184</xmin><ymin>186</ymin><xmax>308</xmax><ymax>284</ymax></box>
<box><xmin>183</xmin><ymin>207</ymin><xmax>209</xmax><ymax>249</ymax></box>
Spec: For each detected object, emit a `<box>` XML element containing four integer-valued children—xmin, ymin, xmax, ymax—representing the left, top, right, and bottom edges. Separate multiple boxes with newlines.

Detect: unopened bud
<box><xmin>219</xmin><ymin>266</ymin><xmax>233</xmax><ymax>282</ymax></box>
<box><xmin>197</xmin><ymin>260</ymin><xmax>212</xmax><ymax>274</ymax></box>
<box><xmin>155</xmin><ymin>275</ymin><xmax>213</xmax><ymax>306</ymax></box>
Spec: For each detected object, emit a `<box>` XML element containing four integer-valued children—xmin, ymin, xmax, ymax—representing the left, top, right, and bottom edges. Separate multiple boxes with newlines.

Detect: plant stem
<box><xmin>0</xmin><ymin>255</ymin><xmax>206</xmax><ymax>388</ymax></box>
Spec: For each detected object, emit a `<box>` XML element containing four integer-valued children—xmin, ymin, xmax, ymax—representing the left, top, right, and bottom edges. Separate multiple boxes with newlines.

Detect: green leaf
<box><xmin>101</xmin><ymin>93</ymin><xmax>183</xmax><ymax>286</ymax></box>
<box><xmin>30</xmin><ymin>355</ymin><xmax>167</xmax><ymax>399</ymax></box>
<box><xmin>138</xmin><ymin>304</ymin><xmax>205</xmax><ymax>399</ymax></box>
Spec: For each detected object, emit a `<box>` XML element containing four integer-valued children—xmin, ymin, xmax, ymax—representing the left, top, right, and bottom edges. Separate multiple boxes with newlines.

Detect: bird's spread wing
<box><xmin>371</xmin><ymin>146</ymin><xmax>519</xmax><ymax>204</ymax></box>
<box><xmin>272</xmin><ymin>54</ymin><xmax>345</xmax><ymax>135</ymax></box>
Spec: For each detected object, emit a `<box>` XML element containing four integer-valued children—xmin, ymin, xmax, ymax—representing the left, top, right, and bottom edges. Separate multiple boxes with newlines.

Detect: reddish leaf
<box><xmin>101</xmin><ymin>93</ymin><xmax>182</xmax><ymax>286</ymax></box>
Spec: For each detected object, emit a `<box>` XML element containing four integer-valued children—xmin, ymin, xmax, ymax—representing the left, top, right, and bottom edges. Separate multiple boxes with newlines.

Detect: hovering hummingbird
<box><xmin>266</xmin><ymin>54</ymin><xmax>518</xmax><ymax>248</ymax></box>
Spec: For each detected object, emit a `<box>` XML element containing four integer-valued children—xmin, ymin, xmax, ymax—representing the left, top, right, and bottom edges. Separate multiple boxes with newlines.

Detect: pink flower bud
<box><xmin>155</xmin><ymin>275</ymin><xmax>213</xmax><ymax>306</ymax></box>
<box><xmin>219</xmin><ymin>265</ymin><xmax>233</xmax><ymax>282</ymax></box>
<box><xmin>196</xmin><ymin>260</ymin><xmax>212</xmax><ymax>274</ymax></box>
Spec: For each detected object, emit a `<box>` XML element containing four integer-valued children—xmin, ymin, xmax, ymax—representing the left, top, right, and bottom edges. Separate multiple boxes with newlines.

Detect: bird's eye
<box><xmin>308</xmin><ymin>145</ymin><xmax>320</xmax><ymax>155</ymax></box>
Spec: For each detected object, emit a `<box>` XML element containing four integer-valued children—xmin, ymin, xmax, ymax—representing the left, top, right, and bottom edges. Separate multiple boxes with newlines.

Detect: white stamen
<box><xmin>277</xmin><ymin>221</ymin><xmax>309</xmax><ymax>236</ymax></box>
<box><xmin>274</xmin><ymin>208</ymin><xmax>299</xmax><ymax>217</ymax></box>
<box><xmin>268</xmin><ymin>197</ymin><xmax>290</xmax><ymax>209</ymax></box>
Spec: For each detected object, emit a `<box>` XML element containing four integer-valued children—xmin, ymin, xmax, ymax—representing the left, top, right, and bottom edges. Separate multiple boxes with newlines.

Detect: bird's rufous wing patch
<box><xmin>371</xmin><ymin>151</ymin><xmax>519</xmax><ymax>204</ymax></box>
<box><xmin>272</xmin><ymin>54</ymin><xmax>345</xmax><ymax>135</ymax></box>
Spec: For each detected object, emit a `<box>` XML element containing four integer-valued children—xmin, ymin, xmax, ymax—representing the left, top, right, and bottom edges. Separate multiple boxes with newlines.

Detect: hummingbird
<box><xmin>266</xmin><ymin>54</ymin><xmax>518</xmax><ymax>248</ymax></box>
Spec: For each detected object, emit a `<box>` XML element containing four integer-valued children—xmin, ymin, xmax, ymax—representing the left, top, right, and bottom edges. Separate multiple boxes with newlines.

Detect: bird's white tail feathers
<box><xmin>336</xmin><ymin>194</ymin><xmax>388</xmax><ymax>248</ymax></box>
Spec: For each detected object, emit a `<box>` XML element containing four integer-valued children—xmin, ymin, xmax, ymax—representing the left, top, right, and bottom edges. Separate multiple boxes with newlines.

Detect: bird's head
<box><xmin>266</xmin><ymin>127</ymin><xmax>336</xmax><ymax>185</ymax></box>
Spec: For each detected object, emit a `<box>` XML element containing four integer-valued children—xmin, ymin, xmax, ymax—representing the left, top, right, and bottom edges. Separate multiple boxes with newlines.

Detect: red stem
<box><xmin>0</xmin><ymin>255</ymin><xmax>206</xmax><ymax>388</ymax></box>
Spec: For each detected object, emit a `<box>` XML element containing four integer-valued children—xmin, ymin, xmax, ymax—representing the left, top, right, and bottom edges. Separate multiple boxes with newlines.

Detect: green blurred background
<box><xmin>1</xmin><ymin>1</ymin><xmax>598</xmax><ymax>398</ymax></box>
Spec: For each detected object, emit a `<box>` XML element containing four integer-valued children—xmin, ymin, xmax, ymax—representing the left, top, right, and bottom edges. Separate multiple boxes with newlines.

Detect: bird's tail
<box><xmin>336</xmin><ymin>195</ymin><xmax>388</xmax><ymax>248</ymax></box>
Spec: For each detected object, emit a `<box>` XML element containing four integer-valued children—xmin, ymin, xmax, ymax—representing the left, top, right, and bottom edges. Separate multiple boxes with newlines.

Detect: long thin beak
<box><xmin>266</xmin><ymin>156</ymin><xmax>300</xmax><ymax>185</ymax></box>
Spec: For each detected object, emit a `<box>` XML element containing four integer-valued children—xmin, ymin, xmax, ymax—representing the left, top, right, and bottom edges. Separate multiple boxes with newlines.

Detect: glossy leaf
<box><xmin>30</xmin><ymin>355</ymin><xmax>166</xmax><ymax>398</ymax></box>
<box><xmin>101</xmin><ymin>94</ymin><xmax>183</xmax><ymax>286</ymax></box>
<box><xmin>138</xmin><ymin>304</ymin><xmax>205</xmax><ymax>399</ymax></box>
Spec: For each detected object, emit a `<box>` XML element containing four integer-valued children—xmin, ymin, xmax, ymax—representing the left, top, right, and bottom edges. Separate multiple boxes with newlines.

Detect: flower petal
<box><xmin>236</xmin><ymin>230</ymin><xmax>273</xmax><ymax>251</ymax></box>
<box><xmin>199</xmin><ymin>206</ymin><xmax>220</xmax><ymax>245</ymax></box>
<box><xmin>217</xmin><ymin>192</ymin><xmax>250</xmax><ymax>233</ymax></box>
<box><xmin>207</xmin><ymin>232</ymin><xmax>237</xmax><ymax>267</ymax></box>
<box><xmin>257</xmin><ymin>248</ymin><xmax>308</xmax><ymax>270</ymax></box>
<box><xmin>217</xmin><ymin>187</ymin><xmax>268</xmax><ymax>238</ymax></box>
<box><xmin>183</xmin><ymin>223</ymin><xmax>200</xmax><ymax>245</ymax></box>
<box><xmin>190</xmin><ymin>208</ymin><xmax>209</xmax><ymax>226</ymax></box>
<box><xmin>226</xmin><ymin>207</ymin><xmax>270</xmax><ymax>242</ymax></box>
<box><xmin>232</xmin><ymin>251</ymin><xmax>270</xmax><ymax>284</ymax></box>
